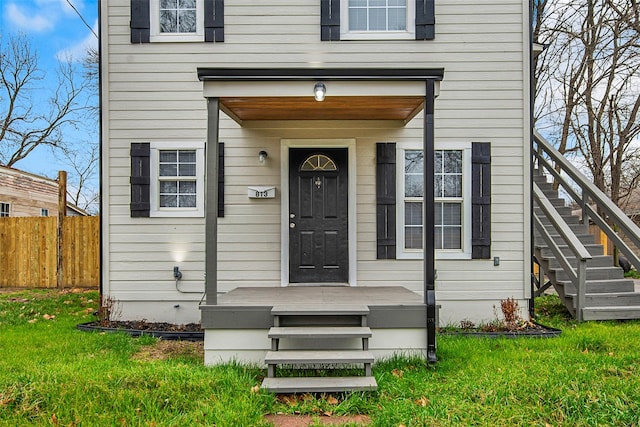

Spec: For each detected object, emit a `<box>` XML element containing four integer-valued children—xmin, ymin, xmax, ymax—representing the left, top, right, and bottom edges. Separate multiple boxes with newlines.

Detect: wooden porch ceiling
<box><xmin>220</xmin><ymin>96</ymin><xmax>425</xmax><ymax>123</ymax></box>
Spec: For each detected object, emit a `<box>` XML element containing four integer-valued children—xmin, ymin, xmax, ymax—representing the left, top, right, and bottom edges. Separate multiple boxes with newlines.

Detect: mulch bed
<box><xmin>77</xmin><ymin>320</ymin><xmax>204</xmax><ymax>341</ymax></box>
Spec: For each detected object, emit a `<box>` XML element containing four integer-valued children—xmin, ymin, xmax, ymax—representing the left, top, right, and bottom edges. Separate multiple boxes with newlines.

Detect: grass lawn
<box><xmin>1</xmin><ymin>290</ymin><xmax>639</xmax><ymax>426</ymax></box>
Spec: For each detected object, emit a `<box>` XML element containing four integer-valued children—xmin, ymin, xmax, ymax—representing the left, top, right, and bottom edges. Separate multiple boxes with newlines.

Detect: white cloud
<box><xmin>55</xmin><ymin>19</ymin><xmax>98</xmax><ymax>63</ymax></box>
<box><xmin>6</xmin><ymin>3</ymin><xmax>55</xmax><ymax>32</ymax></box>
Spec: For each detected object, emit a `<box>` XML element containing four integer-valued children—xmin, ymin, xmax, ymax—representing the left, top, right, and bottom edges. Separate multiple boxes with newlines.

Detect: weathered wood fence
<box><xmin>0</xmin><ymin>216</ymin><xmax>99</xmax><ymax>288</ymax></box>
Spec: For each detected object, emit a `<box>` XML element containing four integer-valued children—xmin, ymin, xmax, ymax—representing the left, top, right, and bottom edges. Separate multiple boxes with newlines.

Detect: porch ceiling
<box><xmin>219</xmin><ymin>96</ymin><xmax>425</xmax><ymax>123</ymax></box>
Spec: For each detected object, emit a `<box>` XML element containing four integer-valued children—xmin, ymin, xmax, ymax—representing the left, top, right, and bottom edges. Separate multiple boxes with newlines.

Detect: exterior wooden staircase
<box><xmin>533</xmin><ymin>129</ymin><xmax>640</xmax><ymax>321</ymax></box>
<box><xmin>534</xmin><ymin>173</ymin><xmax>640</xmax><ymax>320</ymax></box>
<box><xmin>261</xmin><ymin>305</ymin><xmax>378</xmax><ymax>394</ymax></box>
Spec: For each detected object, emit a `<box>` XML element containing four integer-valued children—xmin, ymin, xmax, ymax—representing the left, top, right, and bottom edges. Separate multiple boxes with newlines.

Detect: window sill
<box><xmin>150</xmin><ymin>209</ymin><xmax>204</xmax><ymax>218</ymax></box>
<box><xmin>149</xmin><ymin>34</ymin><xmax>204</xmax><ymax>43</ymax></box>
<box><xmin>396</xmin><ymin>251</ymin><xmax>472</xmax><ymax>261</ymax></box>
<box><xmin>340</xmin><ymin>31</ymin><xmax>415</xmax><ymax>41</ymax></box>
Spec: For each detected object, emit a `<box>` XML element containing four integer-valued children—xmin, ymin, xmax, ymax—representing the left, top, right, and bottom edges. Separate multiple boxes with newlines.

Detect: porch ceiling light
<box><xmin>314</xmin><ymin>82</ymin><xmax>326</xmax><ymax>102</ymax></box>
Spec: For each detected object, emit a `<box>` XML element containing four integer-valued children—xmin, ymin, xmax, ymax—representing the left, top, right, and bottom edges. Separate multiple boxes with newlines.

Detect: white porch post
<box><xmin>206</xmin><ymin>97</ymin><xmax>220</xmax><ymax>305</ymax></box>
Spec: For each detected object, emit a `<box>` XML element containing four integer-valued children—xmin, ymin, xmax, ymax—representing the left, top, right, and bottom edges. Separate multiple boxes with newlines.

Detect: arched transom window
<box><xmin>300</xmin><ymin>154</ymin><xmax>338</xmax><ymax>171</ymax></box>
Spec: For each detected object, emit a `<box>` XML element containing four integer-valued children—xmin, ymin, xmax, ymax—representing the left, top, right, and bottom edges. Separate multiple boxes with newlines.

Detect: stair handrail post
<box><xmin>534</xmin><ymin>129</ymin><xmax>640</xmax><ymax>271</ymax></box>
<box><xmin>576</xmin><ymin>258</ymin><xmax>587</xmax><ymax>322</ymax></box>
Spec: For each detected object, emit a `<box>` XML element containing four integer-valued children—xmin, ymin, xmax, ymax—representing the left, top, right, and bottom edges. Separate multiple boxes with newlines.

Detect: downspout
<box><xmin>98</xmin><ymin>0</ymin><xmax>104</xmax><ymax>302</ymax></box>
<box><xmin>529</xmin><ymin>0</ymin><xmax>536</xmax><ymax>318</ymax></box>
<box><xmin>425</xmin><ymin>80</ymin><xmax>437</xmax><ymax>363</ymax></box>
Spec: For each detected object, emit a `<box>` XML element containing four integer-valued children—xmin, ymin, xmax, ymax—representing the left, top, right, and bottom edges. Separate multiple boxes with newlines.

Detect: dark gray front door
<box><xmin>289</xmin><ymin>148</ymin><xmax>348</xmax><ymax>283</ymax></box>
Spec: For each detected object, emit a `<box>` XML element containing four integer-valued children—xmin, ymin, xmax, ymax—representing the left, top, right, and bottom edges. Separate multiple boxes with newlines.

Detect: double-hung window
<box><xmin>341</xmin><ymin>0</ymin><xmax>415</xmax><ymax>40</ymax></box>
<box><xmin>397</xmin><ymin>142</ymin><xmax>472</xmax><ymax>259</ymax></box>
<box><xmin>150</xmin><ymin>0</ymin><xmax>204</xmax><ymax>42</ymax></box>
<box><xmin>0</xmin><ymin>202</ymin><xmax>9</xmax><ymax>217</ymax></box>
<box><xmin>149</xmin><ymin>141</ymin><xmax>205</xmax><ymax>217</ymax></box>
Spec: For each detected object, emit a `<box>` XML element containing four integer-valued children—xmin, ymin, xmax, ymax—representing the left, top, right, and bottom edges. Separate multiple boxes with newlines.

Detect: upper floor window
<box><xmin>41</xmin><ymin>208</ymin><xmax>49</xmax><ymax>217</ymax></box>
<box><xmin>341</xmin><ymin>0</ymin><xmax>415</xmax><ymax>40</ymax></box>
<box><xmin>0</xmin><ymin>203</ymin><xmax>9</xmax><ymax>217</ymax></box>
<box><xmin>150</xmin><ymin>0</ymin><xmax>204</xmax><ymax>42</ymax></box>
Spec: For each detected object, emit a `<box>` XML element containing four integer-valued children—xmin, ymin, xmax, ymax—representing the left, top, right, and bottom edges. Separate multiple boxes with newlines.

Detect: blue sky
<box><xmin>1</xmin><ymin>0</ymin><xmax>98</xmax><ymax>179</ymax></box>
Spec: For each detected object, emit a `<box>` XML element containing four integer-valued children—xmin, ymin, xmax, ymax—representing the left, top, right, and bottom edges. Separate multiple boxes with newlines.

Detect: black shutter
<box><xmin>376</xmin><ymin>143</ymin><xmax>396</xmax><ymax>259</ymax></box>
<box><xmin>415</xmin><ymin>0</ymin><xmax>435</xmax><ymax>40</ymax></box>
<box><xmin>472</xmin><ymin>142</ymin><xmax>491</xmax><ymax>259</ymax></box>
<box><xmin>130</xmin><ymin>143</ymin><xmax>151</xmax><ymax>217</ymax></box>
<box><xmin>205</xmin><ymin>0</ymin><xmax>225</xmax><ymax>42</ymax></box>
<box><xmin>321</xmin><ymin>0</ymin><xmax>340</xmax><ymax>41</ymax></box>
<box><xmin>218</xmin><ymin>143</ymin><xmax>225</xmax><ymax>217</ymax></box>
<box><xmin>130</xmin><ymin>0</ymin><xmax>150</xmax><ymax>43</ymax></box>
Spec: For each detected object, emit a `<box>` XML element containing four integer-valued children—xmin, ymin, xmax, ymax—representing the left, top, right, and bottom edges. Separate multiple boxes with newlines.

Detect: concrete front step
<box><xmin>582</xmin><ymin>306</ymin><xmax>640</xmax><ymax>320</ymax></box>
<box><xmin>269</xmin><ymin>326</ymin><xmax>372</xmax><ymax>339</ymax></box>
<box><xmin>567</xmin><ymin>292</ymin><xmax>640</xmax><ymax>307</ymax></box>
<box><xmin>265</xmin><ymin>350</ymin><xmax>374</xmax><ymax>365</ymax></box>
<box><xmin>557</xmin><ymin>279</ymin><xmax>636</xmax><ymax>294</ymax></box>
<box><xmin>261</xmin><ymin>376</ymin><xmax>378</xmax><ymax>393</ymax></box>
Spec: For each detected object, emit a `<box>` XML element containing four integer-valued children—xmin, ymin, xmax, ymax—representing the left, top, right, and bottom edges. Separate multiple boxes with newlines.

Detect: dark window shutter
<box><xmin>130</xmin><ymin>0</ymin><xmax>150</xmax><ymax>43</ymax></box>
<box><xmin>218</xmin><ymin>142</ymin><xmax>225</xmax><ymax>217</ymax></box>
<box><xmin>415</xmin><ymin>0</ymin><xmax>435</xmax><ymax>40</ymax></box>
<box><xmin>472</xmin><ymin>142</ymin><xmax>491</xmax><ymax>259</ymax></box>
<box><xmin>321</xmin><ymin>0</ymin><xmax>341</xmax><ymax>41</ymax></box>
<box><xmin>205</xmin><ymin>0</ymin><xmax>224</xmax><ymax>42</ymax></box>
<box><xmin>130</xmin><ymin>143</ymin><xmax>151</xmax><ymax>217</ymax></box>
<box><xmin>376</xmin><ymin>143</ymin><xmax>396</xmax><ymax>259</ymax></box>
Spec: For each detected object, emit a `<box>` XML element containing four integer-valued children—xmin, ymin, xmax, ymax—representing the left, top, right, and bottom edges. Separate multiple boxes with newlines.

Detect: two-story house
<box><xmin>101</xmin><ymin>0</ymin><xmax>532</xmax><ymax>390</ymax></box>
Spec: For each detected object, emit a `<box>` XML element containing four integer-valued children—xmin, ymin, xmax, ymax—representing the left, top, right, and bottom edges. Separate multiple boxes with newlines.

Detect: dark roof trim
<box><xmin>197</xmin><ymin>68</ymin><xmax>445</xmax><ymax>82</ymax></box>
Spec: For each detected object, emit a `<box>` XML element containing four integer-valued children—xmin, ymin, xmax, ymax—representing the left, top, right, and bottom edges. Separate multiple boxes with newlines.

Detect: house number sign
<box><xmin>247</xmin><ymin>186</ymin><xmax>276</xmax><ymax>199</ymax></box>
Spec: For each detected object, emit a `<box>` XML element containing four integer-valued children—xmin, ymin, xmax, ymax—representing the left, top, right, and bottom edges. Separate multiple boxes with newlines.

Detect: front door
<box><xmin>289</xmin><ymin>148</ymin><xmax>349</xmax><ymax>283</ymax></box>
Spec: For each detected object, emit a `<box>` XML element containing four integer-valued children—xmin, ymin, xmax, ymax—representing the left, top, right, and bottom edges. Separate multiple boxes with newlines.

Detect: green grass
<box><xmin>1</xmin><ymin>290</ymin><xmax>640</xmax><ymax>426</ymax></box>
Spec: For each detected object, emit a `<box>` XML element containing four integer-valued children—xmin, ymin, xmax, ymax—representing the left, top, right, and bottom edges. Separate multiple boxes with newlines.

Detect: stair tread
<box><xmin>269</xmin><ymin>326</ymin><xmax>372</xmax><ymax>339</ymax></box>
<box><xmin>261</xmin><ymin>376</ymin><xmax>378</xmax><ymax>393</ymax></box>
<box><xmin>271</xmin><ymin>304</ymin><xmax>369</xmax><ymax>315</ymax></box>
<box><xmin>583</xmin><ymin>305</ymin><xmax>640</xmax><ymax>311</ymax></box>
<box><xmin>265</xmin><ymin>350</ymin><xmax>374</xmax><ymax>364</ymax></box>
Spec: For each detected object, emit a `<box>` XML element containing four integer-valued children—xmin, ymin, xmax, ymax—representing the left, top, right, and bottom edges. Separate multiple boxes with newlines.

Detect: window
<box><xmin>341</xmin><ymin>0</ymin><xmax>415</xmax><ymax>40</ymax></box>
<box><xmin>397</xmin><ymin>142</ymin><xmax>472</xmax><ymax>259</ymax></box>
<box><xmin>150</xmin><ymin>0</ymin><xmax>204</xmax><ymax>42</ymax></box>
<box><xmin>41</xmin><ymin>209</ymin><xmax>49</xmax><ymax>217</ymax></box>
<box><xmin>150</xmin><ymin>141</ymin><xmax>205</xmax><ymax>217</ymax></box>
<box><xmin>0</xmin><ymin>203</ymin><xmax>9</xmax><ymax>217</ymax></box>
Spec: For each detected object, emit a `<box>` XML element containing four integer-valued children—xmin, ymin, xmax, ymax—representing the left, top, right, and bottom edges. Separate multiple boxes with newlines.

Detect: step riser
<box><xmin>534</xmin><ymin>207</ymin><xmax>576</xmax><ymax>218</ymax></box>
<box><xmin>570</xmin><ymin>294</ymin><xmax>640</xmax><ymax>307</ymax></box>
<box><xmin>540</xmin><ymin>245</ymin><xmax>604</xmax><ymax>257</ymax></box>
<box><xmin>560</xmin><ymin>281</ymin><xmax>635</xmax><ymax>294</ymax></box>
<box><xmin>582</xmin><ymin>309</ymin><xmax>640</xmax><ymax>321</ymax></box>
<box><xmin>550</xmin><ymin>268</ymin><xmax>625</xmax><ymax>282</ymax></box>
<box><xmin>539</xmin><ymin>255</ymin><xmax>614</xmax><ymax>269</ymax></box>
<box><xmin>534</xmin><ymin>234</ymin><xmax>595</xmax><ymax>245</ymax></box>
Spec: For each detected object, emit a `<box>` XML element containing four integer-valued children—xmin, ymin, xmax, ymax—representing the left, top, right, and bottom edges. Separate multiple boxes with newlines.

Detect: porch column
<box><xmin>206</xmin><ymin>98</ymin><xmax>220</xmax><ymax>305</ymax></box>
<box><xmin>424</xmin><ymin>80</ymin><xmax>437</xmax><ymax>363</ymax></box>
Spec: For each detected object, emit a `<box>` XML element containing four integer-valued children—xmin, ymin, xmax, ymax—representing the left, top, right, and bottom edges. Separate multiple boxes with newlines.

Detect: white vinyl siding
<box><xmin>102</xmin><ymin>0</ymin><xmax>530</xmax><ymax>324</ymax></box>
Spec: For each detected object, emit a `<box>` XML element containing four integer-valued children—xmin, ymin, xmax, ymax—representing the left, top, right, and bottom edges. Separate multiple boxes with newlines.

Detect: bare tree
<box><xmin>58</xmin><ymin>143</ymin><xmax>99</xmax><ymax>214</ymax></box>
<box><xmin>0</xmin><ymin>33</ymin><xmax>88</xmax><ymax>167</ymax></box>
<box><xmin>535</xmin><ymin>0</ymin><xmax>640</xmax><ymax>207</ymax></box>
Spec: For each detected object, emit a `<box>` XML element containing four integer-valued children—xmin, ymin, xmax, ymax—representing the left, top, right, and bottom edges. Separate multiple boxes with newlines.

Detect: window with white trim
<box><xmin>41</xmin><ymin>208</ymin><xmax>49</xmax><ymax>217</ymax></box>
<box><xmin>0</xmin><ymin>203</ymin><xmax>9</xmax><ymax>217</ymax></box>
<box><xmin>150</xmin><ymin>141</ymin><xmax>205</xmax><ymax>217</ymax></box>
<box><xmin>150</xmin><ymin>0</ymin><xmax>204</xmax><ymax>42</ymax></box>
<box><xmin>341</xmin><ymin>0</ymin><xmax>415</xmax><ymax>40</ymax></box>
<box><xmin>397</xmin><ymin>142</ymin><xmax>472</xmax><ymax>259</ymax></box>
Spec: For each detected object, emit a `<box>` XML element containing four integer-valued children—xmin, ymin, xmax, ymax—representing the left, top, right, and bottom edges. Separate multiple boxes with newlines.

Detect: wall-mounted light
<box><xmin>314</xmin><ymin>82</ymin><xmax>326</xmax><ymax>102</ymax></box>
<box><xmin>173</xmin><ymin>266</ymin><xmax>183</xmax><ymax>280</ymax></box>
<box><xmin>259</xmin><ymin>150</ymin><xmax>268</xmax><ymax>163</ymax></box>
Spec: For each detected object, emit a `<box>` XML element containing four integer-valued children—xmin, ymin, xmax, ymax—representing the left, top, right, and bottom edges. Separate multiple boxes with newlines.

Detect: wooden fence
<box><xmin>0</xmin><ymin>216</ymin><xmax>99</xmax><ymax>288</ymax></box>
